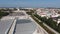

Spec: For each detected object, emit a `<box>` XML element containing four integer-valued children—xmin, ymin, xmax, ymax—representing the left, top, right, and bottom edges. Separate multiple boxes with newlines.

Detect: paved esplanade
<box><xmin>0</xmin><ymin>9</ymin><xmax>48</xmax><ymax>34</ymax></box>
<box><xmin>14</xmin><ymin>19</ymin><xmax>37</xmax><ymax>34</ymax></box>
<box><xmin>0</xmin><ymin>19</ymin><xmax>14</xmax><ymax>34</ymax></box>
<box><xmin>12</xmin><ymin>9</ymin><xmax>48</xmax><ymax>34</ymax></box>
<box><xmin>9</xmin><ymin>12</ymin><xmax>25</xmax><ymax>16</ymax></box>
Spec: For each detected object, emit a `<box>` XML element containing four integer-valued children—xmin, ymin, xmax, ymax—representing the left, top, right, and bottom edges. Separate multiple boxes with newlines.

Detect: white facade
<box><xmin>51</xmin><ymin>14</ymin><xmax>59</xmax><ymax>18</ymax></box>
<box><xmin>57</xmin><ymin>19</ymin><xmax>60</xmax><ymax>25</ymax></box>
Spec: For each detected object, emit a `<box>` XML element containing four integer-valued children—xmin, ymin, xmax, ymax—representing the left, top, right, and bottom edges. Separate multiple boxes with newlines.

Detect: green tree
<box><xmin>57</xmin><ymin>23</ymin><xmax>60</xmax><ymax>33</ymax></box>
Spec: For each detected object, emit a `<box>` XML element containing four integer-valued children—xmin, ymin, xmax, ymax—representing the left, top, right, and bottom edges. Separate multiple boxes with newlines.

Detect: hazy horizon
<box><xmin>0</xmin><ymin>0</ymin><xmax>60</xmax><ymax>8</ymax></box>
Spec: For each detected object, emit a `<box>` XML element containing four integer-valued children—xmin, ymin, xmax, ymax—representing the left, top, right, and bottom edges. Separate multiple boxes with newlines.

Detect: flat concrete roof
<box><xmin>0</xmin><ymin>19</ymin><xmax>14</xmax><ymax>34</ymax></box>
<box><xmin>14</xmin><ymin>19</ymin><xmax>37</xmax><ymax>34</ymax></box>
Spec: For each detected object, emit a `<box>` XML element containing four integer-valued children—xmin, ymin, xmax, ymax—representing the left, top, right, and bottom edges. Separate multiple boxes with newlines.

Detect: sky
<box><xmin>0</xmin><ymin>0</ymin><xmax>60</xmax><ymax>8</ymax></box>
